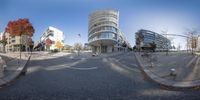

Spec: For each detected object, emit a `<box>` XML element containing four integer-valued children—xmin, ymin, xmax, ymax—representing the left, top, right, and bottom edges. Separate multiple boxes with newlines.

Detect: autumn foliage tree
<box><xmin>5</xmin><ymin>18</ymin><xmax>35</xmax><ymax>58</ymax></box>
<box><xmin>55</xmin><ymin>41</ymin><xmax>63</xmax><ymax>50</ymax></box>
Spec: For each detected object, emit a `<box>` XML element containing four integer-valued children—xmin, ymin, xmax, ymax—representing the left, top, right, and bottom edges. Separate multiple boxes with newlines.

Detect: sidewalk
<box><xmin>0</xmin><ymin>52</ymin><xmax>31</xmax><ymax>87</ymax></box>
<box><xmin>135</xmin><ymin>52</ymin><xmax>200</xmax><ymax>89</ymax></box>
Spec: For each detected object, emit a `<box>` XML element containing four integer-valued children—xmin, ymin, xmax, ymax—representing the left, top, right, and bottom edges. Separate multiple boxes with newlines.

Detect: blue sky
<box><xmin>0</xmin><ymin>0</ymin><xmax>200</xmax><ymax>46</ymax></box>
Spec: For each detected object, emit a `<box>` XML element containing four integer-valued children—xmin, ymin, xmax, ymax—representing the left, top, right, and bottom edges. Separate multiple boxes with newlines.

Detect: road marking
<box><xmin>44</xmin><ymin>58</ymin><xmax>86</xmax><ymax>70</ymax></box>
<box><xmin>130</xmin><ymin>63</ymin><xmax>138</xmax><ymax>67</ymax></box>
<box><xmin>108</xmin><ymin>58</ymin><xmax>141</xmax><ymax>72</ymax></box>
<box><xmin>69</xmin><ymin>66</ymin><xmax>98</xmax><ymax>70</ymax></box>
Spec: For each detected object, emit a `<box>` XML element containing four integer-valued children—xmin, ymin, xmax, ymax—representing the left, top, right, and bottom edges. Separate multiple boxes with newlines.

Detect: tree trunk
<box><xmin>3</xmin><ymin>44</ymin><xmax>5</xmax><ymax>53</ymax></box>
<box><xmin>20</xmin><ymin>35</ymin><xmax>21</xmax><ymax>59</ymax></box>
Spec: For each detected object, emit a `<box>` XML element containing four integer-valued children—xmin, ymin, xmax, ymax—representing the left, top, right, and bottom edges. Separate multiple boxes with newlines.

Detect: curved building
<box><xmin>88</xmin><ymin>9</ymin><xmax>124</xmax><ymax>53</ymax></box>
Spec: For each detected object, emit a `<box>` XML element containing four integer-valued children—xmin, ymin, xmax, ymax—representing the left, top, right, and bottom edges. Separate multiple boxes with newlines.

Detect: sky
<box><xmin>0</xmin><ymin>0</ymin><xmax>200</xmax><ymax>47</ymax></box>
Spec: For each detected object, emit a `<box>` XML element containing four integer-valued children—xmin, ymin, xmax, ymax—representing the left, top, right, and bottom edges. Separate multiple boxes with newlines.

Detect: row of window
<box><xmin>89</xmin><ymin>26</ymin><xmax>118</xmax><ymax>36</ymax></box>
<box><xmin>137</xmin><ymin>31</ymin><xmax>171</xmax><ymax>49</ymax></box>
<box><xmin>89</xmin><ymin>21</ymin><xmax>117</xmax><ymax>31</ymax></box>
<box><xmin>88</xmin><ymin>32</ymin><xmax>117</xmax><ymax>42</ymax></box>
<box><xmin>90</xmin><ymin>14</ymin><xmax>118</xmax><ymax>21</ymax></box>
<box><xmin>89</xmin><ymin>17</ymin><xmax>117</xmax><ymax>25</ymax></box>
<box><xmin>139</xmin><ymin>32</ymin><xmax>169</xmax><ymax>42</ymax></box>
<box><xmin>46</xmin><ymin>33</ymin><xmax>54</xmax><ymax>37</ymax></box>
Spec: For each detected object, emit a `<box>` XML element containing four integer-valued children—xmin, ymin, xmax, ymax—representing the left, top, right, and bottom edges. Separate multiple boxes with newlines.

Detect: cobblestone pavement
<box><xmin>0</xmin><ymin>52</ymin><xmax>200</xmax><ymax>100</ymax></box>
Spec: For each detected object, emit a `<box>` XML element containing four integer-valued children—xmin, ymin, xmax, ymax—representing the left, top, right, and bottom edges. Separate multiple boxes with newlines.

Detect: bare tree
<box><xmin>184</xmin><ymin>28</ymin><xmax>199</xmax><ymax>54</ymax></box>
<box><xmin>161</xmin><ymin>29</ymin><xmax>169</xmax><ymax>55</ymax></box>
<box><xmin>177</xmin><ymin>43</ymin><xmax>181</xmax><ymax>51</ymax></box>
<box><xmin>74</xmin><ymin>43</ymin><xmax>82</xmax><ymax>56</ymax></box>
<box><xmin>136</xmin><ymin>31</ymin><xmax>144</xmax><ymax>52</ymax></box>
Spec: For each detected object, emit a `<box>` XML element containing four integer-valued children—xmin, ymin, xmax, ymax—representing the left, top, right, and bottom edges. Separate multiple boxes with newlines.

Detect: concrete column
<box><xmin>107</xmin><ymin>46</ymin><xmax>113</xmax><ymax>53</ymax></box>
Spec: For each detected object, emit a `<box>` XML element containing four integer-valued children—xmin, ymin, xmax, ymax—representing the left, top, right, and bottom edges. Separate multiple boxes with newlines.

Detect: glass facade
<box><xmin>89</xmin><ymin>26</ymin><xmax>118</xmax><ymax>37</ymax></box>
<box><xmin>135</xmin><ymin>29</ymin><xmax>171</xmax><ymax>51</ymax></box>
<box><xmin>88</xmin><ymin>10</ymin><xmax>119</xmax><ymax>43</ymax></box>
<box><xmin>88</xmin><ymin>32</ymin><xmax>117</xmax><ymax>42</ymax></box>
<box><xmin>88</xmin><ymin>10</ymin><xmax>120</xmax><ymax>53</ymax></box>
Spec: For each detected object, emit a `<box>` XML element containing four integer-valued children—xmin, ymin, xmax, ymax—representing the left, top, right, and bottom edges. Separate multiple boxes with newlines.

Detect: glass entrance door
<box><xmin>102</xmin><ymin>46</ymin><xmax>107</xmax><ymax>53</ymax></box>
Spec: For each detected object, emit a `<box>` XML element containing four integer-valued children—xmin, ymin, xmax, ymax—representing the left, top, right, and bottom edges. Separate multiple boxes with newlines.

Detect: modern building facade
<box><xmin>40</xmin><ymin>26</ymin><xmax>64</xmax><ymax>51</ymax></box>
<box><xmin>88</xmin><ymin>9</ymin><xmax>128</xmax><ymax>53</ymax></box>
<box><xmin>83</xmin><ymin>43</ymin><xmax>91</xmax><ymax>51</ymax></box>
<box><xmin>135</xmin><ymin>29</ymin><xmax>171</xmax><ymax>51</ymax></box>
<box><xmin>0</xmin><ymin>31</ymin><xmax>32</xmax><ymax>52</ymax></box>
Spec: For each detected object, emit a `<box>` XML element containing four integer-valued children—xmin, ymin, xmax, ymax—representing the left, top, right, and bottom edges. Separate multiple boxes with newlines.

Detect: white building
<box><xmin>88</xmin><ymin>9</ymin><xmax>129</xmax><ymax>53</ymax></box>
<box><xmin>40</xmin><ymin>26</ymin><xmax>64</xmax><ymax>51</ymax></box>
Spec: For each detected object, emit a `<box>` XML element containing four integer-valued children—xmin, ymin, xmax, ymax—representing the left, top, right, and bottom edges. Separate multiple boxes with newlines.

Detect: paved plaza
<box><xmin>0</xmin><ymin>52</ymin><xmax>200</xmax><ymax>100</ymax></box>
<box><xmin>136</xmin><ymin>51</ymin><xmax>200</xmax><ymax>88</ymax></box>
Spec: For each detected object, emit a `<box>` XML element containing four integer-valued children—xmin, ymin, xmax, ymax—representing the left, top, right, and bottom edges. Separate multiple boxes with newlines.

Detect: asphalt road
<box><xmin>0</xmin><ymin>52</ymin><xmax>200</xmax><ymax>100</ymax></box>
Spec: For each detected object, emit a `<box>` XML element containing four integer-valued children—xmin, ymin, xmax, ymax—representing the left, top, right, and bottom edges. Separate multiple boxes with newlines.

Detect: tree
<box><xmin>0</xmin><ymin>34</ymin><xmax>7</xmax><ymax>53</ymax></box>
<box><xmin>74</xmin><ymin>43</ymin><xmax>82</xmax><ymax>56</ymax></box>
<box><xmin>161</xmin><ymin>29</ymin><xmax>169</xmax><ymax>55</ymax></box>
<box><xmin>27</xmin><ymin>38</ymin><xmax>34</xmax><ymax>52</ymax></box>
<box><xmin>136</xmin><ymin>32</ymin><xmax>144</xmax><ymax>52</ymax></box>
<box><xmin>5</xmin><ymin>18</ymin><xmax>35</xmax><ymax>58</ymax></box>
<box><xmin>177</xmin><ymin>43</ymin><xmax>181</xmax><ymax>51</ymax></box>
<box><xmin>149</xmin><ymin>42</ymin><xmax>156</xmax><ymax>52</ymax></box>
<box><xmin>122</xmin><ymin>41</ymin><xmax>127</xmax><ymax>52</ymax></box>
<box><xmin>55</xmin><ymin>41</ymin><xmax>63</xmax><ymax>50</ymax></box>
<box><xmin>184</xmin><ymin>28</ymin><xmax>199</xmax><ymax>54</ymax></box>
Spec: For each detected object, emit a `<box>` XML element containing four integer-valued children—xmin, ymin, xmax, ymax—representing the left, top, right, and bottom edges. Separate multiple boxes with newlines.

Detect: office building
<box><xmin>135</xmin><ymin>29</ymin><xmax>171</xmax><ymax>51</ymax></box>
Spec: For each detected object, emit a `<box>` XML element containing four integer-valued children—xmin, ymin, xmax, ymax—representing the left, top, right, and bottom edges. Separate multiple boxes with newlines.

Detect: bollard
<box><xmin>150</xmin><ymin>62</ymin><xmax>154</xmax><ymax>68</ymax></box>
<box><xmin>170</xmin><ymin>68</ymin><xmax>176</xmax><ymax>76</ymax></box>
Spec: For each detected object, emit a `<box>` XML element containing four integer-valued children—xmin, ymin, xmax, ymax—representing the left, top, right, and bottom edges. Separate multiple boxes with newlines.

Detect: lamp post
<box><xmin>191</xmin><ymin>32</ymin><xmax>194</xmax><ymax>55</ymax></box>
<box><xmin>166</xmin><ymin>31</ymin><xmax>169</xmax><ymax>55</ymax></box>
<box><xmin>77</xmin><ymin>34</ymin><xmax>81</xmax><ymax>56</ymax></box>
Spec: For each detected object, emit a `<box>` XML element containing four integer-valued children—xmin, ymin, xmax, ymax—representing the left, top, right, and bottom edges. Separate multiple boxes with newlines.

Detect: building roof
<box><xmin>48</xmin><ymin>26</ymin><xmax>63</xmax><ymax>34</ymax></box>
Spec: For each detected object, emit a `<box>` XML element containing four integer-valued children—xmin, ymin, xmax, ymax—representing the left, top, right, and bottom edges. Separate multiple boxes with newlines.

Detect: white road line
<box><xmin>69</xmin><ymin>66</ymin><xmax>98</xmax><ymax>70</ymax></box>
<box><xmin>130</xmin><ymin>63</ymin><xmax>138</xmax><ymax>67</ymax></box>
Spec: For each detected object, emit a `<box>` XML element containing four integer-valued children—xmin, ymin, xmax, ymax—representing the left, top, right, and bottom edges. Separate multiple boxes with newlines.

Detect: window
<box><xmin>11</xmin><ymin>40</ymin><xmax>15</xmax><ymax>43</ymax></box>
<box><xmin>52</xmin><ymin>41</ymin><xmax>55</xmax><ymax>44</ymax></box>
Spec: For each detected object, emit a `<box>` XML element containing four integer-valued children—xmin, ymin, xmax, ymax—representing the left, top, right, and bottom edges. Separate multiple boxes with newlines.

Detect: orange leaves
<box><xmin>5</xmin><ymin>18</ymin><xmax>35</xmax><ymax>37</ymax></box>
<box><xmin>55</xmin><ymin>41</ymin><xmax>63</xmax><ymax>49</ymax></box>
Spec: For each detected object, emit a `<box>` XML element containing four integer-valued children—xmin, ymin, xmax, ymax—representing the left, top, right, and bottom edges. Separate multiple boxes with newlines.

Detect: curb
<box><xmin>134</xmin><ymin>52</ymin><xmax>200</xmax><ymax>90</ymax></box>
<box><xmin>0</xmin><ymin>55</ymin><xmax>31</xmax><ymax>87</ymax></box>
